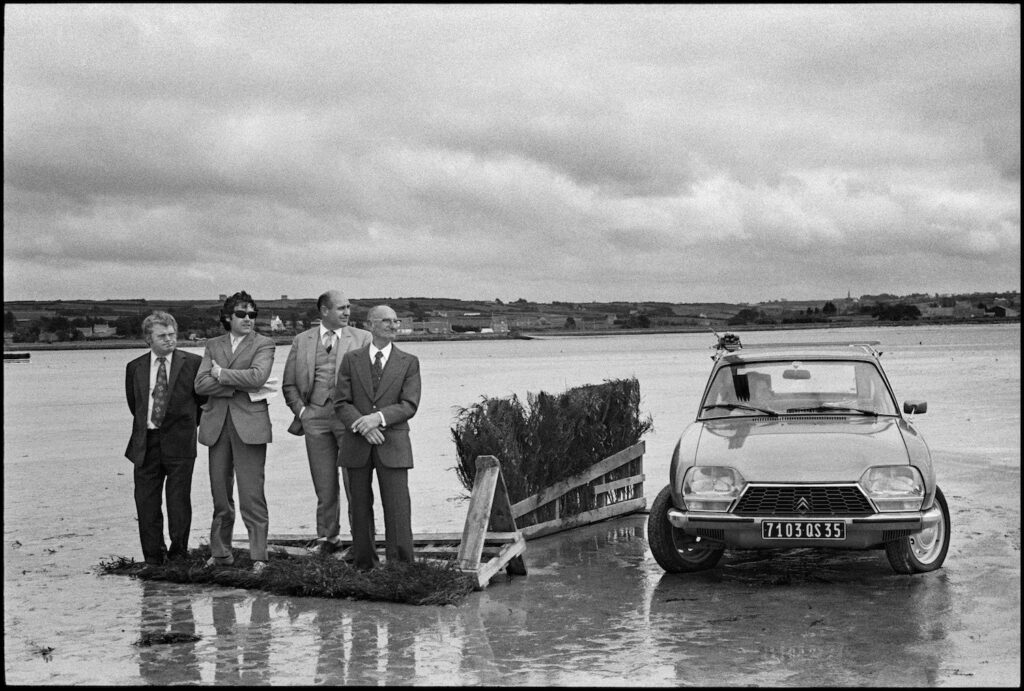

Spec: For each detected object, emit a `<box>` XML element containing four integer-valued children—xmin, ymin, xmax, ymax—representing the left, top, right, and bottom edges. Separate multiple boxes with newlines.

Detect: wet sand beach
<box><xmin>4</xmin><ymin>325</ymin><xmax>1019</xmax><ymax>685</ymax></box>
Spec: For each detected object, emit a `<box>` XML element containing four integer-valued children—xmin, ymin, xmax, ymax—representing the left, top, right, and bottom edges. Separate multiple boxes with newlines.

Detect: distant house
<box><xmin>75</xmin><ymin>324</ymin><xmax>116</xmax><ymax>339</ymax></box>
<box><xmin>269</xmin><ymin>315</ymin><xmax>285</xmax><ymax>331</ymax></box>
<box><xmin>412</xmin><ymin>320</ymin><xmax>453</xmax><ymax>335</ymax></box>
<box><xmin>991</xmin><ymin>305</ymin><xmax>1019</xmax><ymax>318</ymax></box>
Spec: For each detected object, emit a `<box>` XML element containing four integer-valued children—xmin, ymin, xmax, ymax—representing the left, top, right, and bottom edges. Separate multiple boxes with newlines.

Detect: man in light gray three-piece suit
<box><xmin>282</xmin><ymin>290</ymin><xmax>372</xmax><ymax>555</ymax></box>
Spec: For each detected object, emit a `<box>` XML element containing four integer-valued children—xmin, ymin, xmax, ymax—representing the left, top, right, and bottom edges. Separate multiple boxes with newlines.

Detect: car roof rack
<box><xmin>710</xmin><ymin>331</ymin><xmax>882</xmax><ymax>359</ymax></box>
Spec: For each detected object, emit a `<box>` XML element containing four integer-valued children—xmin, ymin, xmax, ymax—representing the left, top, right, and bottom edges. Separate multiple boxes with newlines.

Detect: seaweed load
<box><xmin>99</xmin><ymin>546</ymin><xmax>475</xmax><ymax>606</ymax></box>
<box><xmin>451</xmin><ymin>377</ymin><xmax>653</xmax><ymax>507</ymax></box>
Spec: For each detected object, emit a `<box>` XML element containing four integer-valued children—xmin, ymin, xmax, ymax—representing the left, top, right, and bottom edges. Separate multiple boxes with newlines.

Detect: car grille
<box><xmin>733</xmin><ymin>485</ymin><xmax>874</xmax><ymax>517</ymax></box>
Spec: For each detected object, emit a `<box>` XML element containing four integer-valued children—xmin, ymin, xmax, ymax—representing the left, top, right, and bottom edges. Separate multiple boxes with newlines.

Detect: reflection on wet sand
<box><xmin>211</xmin><ymin>592</ymin><xmax>272</xmax><ymax>685</ymax></box>
<box><xmin>647</xmin><ymin>548</ymin><xmax>955</xmax><ymax>686</ymax></box>
<box><xmin>124</xmin><ymin>515</ymin><xmax>971</xmax><ymax>685</ymax></box>
<box><xmin>137</xmin><ymin>582</ymin><xmax>201</xmax><ymax>684</ymax></box>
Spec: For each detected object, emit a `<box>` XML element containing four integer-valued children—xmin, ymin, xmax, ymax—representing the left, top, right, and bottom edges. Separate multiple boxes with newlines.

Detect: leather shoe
<box><xmin>308</xmin><ymin>540</ymin><xmax>341</xmax><ymax>556</ymax></box>
<box><xmin>205</xmin><ymin>556</ymin><xmax>234</xmax><ymax>568</ymax></box>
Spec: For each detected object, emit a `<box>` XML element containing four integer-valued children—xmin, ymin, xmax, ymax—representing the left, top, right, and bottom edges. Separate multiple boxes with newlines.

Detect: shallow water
<box><xmin>4</xmin><ymin>324</ymin><xmax>1020</xmax><ymax>685</ymax></box>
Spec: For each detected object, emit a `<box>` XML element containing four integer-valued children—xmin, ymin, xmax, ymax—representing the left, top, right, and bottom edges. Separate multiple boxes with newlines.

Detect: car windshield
<box><xmin>700</xmin><ymin>359</ymin><xmax>899</xmax><ymax>419</ymax></box>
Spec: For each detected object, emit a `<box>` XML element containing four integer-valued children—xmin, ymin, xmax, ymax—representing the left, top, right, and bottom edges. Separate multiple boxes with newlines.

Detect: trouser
<box><xmin>301</xmin><ymin>405</ymin><xmax>367</xmax><ymax>541</ymax></box>
<box><xmin>348</xmin><ymin>448</ymin><xmax>414</xmax><ymax>570</ymax></box>
<box><xmin>208</xmin><ymin>414</ymin><xmax>269</xmax><ymax>562</ymax></box>
<box><xmin>134</xmin><ymin>429</ymin><xmax>195</xmax><ymax>564</ymax></box>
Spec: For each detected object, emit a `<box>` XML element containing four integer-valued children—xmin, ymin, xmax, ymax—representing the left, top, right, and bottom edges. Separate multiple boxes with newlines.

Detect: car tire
<box><xmin>647</xmin><ymin>484</ymin><xmax>724</xmax><ymax>573</ymax></box>
<box><xmin>885</xmin><ymin>486</ymin><xmax>951</xmax><ymax>574</ymax></box>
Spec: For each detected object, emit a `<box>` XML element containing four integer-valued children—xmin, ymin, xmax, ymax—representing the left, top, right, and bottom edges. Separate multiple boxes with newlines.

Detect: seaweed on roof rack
<box><xmin>712</xmin><ymin>331</ymin><xmax>742</xmax><ymax>352</ymax></box>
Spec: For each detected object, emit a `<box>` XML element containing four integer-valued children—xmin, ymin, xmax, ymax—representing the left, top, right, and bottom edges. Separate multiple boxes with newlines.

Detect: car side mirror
<box><xmin>903</xmin><ymin>400</ymin><xmax>927</xmax><ymax>415</ymax></box>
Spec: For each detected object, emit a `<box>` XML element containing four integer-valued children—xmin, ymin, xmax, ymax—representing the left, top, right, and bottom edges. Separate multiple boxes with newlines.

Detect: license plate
<box><xmin>761</xmin><ymin>520</ymin><xmax>846</xmax><ymax>540</ymax></box>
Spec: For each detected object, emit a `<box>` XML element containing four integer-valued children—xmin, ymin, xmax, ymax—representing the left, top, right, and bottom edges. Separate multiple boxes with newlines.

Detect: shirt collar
<box><xmin>319</xmin><ymin>324</ymin><xmax>341</xmax><ymax>339</ymax></box>
<box><xmin>150</xmin><ymin>350</ymin><xmax>172</xmax><ymax>364</ymax></box>
<box><xmin>370</xmin><ymin>342</ymin><xmax>393</xmax><ymax>360</ymax></box>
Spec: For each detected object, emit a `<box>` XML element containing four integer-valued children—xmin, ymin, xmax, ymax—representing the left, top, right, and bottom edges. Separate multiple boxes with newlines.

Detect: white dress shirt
<box><xmin>369</xmin><ymin>342</ymin><xmax>392</xmax><ymax>427</ymax></box>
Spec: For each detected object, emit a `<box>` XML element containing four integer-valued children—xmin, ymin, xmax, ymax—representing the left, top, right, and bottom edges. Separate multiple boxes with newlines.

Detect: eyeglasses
<box><xmin>233</xmin><ymin>310</ymin><xmax>258</xmax><ymax>320</ymax></box>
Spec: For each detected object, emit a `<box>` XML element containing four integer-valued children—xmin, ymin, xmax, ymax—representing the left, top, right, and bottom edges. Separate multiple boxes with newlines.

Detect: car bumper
<box><xmin>667</xmin><ymin>506</ymin><xmax>944</xmax><ymax>549</ymax></box>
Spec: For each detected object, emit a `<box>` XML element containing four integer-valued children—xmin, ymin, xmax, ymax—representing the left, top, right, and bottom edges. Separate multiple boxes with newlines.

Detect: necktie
<box><xmin>323</xmin><ymin>332</ymin><xmax>335</xmax><ymax>353</ymax></box>
<box><xmin>151</xmin><ymin>356</ymin><xmax>169</xmax><ymax>427</ymax></box>
<box><xmin>372</xmin><ymin>351</ymin><xmax>384</xmax><ymax>391</ymax></box>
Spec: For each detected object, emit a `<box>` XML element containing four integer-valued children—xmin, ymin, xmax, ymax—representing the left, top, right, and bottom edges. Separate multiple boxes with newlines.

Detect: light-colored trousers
<box><xmin>208</xmin><ymin>413</ymin><xmax>269</xmax><ymax>562</ymax></box>
<box><xmin>301</xmin><ymin>403</ymin><xmax>361</xmax><ymax>542</ymax></box>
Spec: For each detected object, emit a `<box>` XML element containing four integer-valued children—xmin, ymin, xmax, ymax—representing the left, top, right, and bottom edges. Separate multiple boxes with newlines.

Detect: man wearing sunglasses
<box><xmin>195</xmin><ymin>290</ymin><xmax>276</xmax><ymax>574</ymax></box>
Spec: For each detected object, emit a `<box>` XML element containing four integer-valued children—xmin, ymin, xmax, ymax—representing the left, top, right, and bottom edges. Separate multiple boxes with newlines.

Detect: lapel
<box><xmin>227</xmin><ymin>332</ymin><xmax>253</xmax><ymax>367</ymax></box>
<box><xmin>353</xmin><ymin>346</ymin><xmax>374</xmax><ymax>398</ymax></box>
<box><xmin>304</xmin><ymin>328</ymin><xmax>319</xmax><ymax>386</ymax></box>
<box><xmin>135</xmin><ymin>355</ymin><xmax>151</xmax><ymax>416</ymax></box>
<box><xmin>334</xmin><ymin>327</ymin><xmax>356</xmax><ymax>377</ymax></box>
<box><xmin>167</xmin><ymin>349</ymin><xmax>182</xmax><ymax>392</ymax></box>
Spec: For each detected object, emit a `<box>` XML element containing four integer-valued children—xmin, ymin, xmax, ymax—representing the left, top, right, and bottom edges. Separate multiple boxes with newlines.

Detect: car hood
<box><xmin>694</xmin><ymin>417</ymin><xmax>910</xmax><ymax>482</ymax></box>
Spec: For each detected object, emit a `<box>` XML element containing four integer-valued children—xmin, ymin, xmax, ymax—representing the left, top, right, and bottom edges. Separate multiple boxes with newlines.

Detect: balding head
<box><xmin>318</xmin><ymin>290</ymin><xmax>351</xmax><ymax>330</ymax></box>
<box><xmin>367</xmin><ymin>305</ymin><xmax>400</xmax><ymax>347</ymax></box>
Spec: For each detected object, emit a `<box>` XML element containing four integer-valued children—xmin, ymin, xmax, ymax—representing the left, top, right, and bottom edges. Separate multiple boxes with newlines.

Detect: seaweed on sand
<box><xmin>98</xmin><ymin>546</ymin><xmax>475</xmax><ymax>606</ymax></box>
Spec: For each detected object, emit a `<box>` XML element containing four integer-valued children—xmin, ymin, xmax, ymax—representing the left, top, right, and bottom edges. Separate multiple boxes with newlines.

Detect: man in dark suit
<box><xmin>334</xmin><ymin>305</ymin><xmax>421</xmax><ymax>570</ymax></box>
<box><xmin>125</xmin><ymin>311</ymin><xmax>206</xmax><ymax>565</ymax></box>
<box><xmin>195</xmin><ymin>291</ymin><xmax>276</xmax><ymax>573</ymax></box>
<box><xmin>282</xmin><ymin>289</ymin><xmax>372</xmax><ymax>554</ymax></box>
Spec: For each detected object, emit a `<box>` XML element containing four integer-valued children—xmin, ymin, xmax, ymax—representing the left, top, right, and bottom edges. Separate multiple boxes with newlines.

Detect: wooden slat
<box><xmin>471</xmin><ymin>535</ymin><xmax>527</xmax><ymax>589</ymax></box>
<box><xmin>591</xmin><ymin>473</ymin><xmax>645</xmax><ymax>496</ymax></box>
<box><xmin>265</xmin><ymin>531</ymin><xmax>520</xmax><ymax>547</ymax></box>
<box><xmin>511</xmin><ymin>441</ymin><xmax>645</xmax><ymax>518</ymax></box>
<box><xmin>456</xmin><ymin>456</ymin><xmax>501</xmax><ymax>572</ymax></box>
<box><xmin>519</xmin><ymin>497</ymin><xmax>646</xmax><ymax>540</ymax></box>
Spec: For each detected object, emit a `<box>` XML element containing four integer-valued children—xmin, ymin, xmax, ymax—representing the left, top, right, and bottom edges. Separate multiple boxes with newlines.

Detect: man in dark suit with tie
<box><xmin>125</xmin><ymin>311</ymin><xmax>206</xmax><ymax>565</ymax></box>
<box><xmin>334</xmin><ymin>305</ymin><xmax>421</xmax><ymax>570</ymax></box>
<box><xmin>195</xmin><ymin>291</ymin><xmax>276</xmax><ymax>573</ymax></box>
<box><xmin>282</xmin><ymin>289</ymin><xmax>372</xmax><ymax>554</ymax></box>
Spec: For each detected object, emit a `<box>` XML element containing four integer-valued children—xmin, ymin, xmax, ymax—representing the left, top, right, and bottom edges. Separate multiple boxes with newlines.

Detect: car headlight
<box><xmin>682</xmin><ymin>466</ymin><xmax>745</xmax><ymax>512</ymax></box>
<box><xmin>859</xmin><ymin>466</ymin><xmax>925</xmax><ymax>512</ymax></box>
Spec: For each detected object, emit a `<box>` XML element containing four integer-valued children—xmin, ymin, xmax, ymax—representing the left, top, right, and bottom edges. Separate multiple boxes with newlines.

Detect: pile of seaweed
<box><xmin>99</xmin><ymin>545</ymin><xmax>475</xmax><ymax>606</ymax></box>
<box><xmin>451</xmin><ymin>377</ymin><xmax>653</xmax><ymax>506</ymax></box>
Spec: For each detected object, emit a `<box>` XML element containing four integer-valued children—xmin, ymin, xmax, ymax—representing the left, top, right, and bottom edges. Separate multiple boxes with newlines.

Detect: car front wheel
<box><xmin>647</xmin><ymin>484</ymin><xmax>724</xmax><ymax>573</ymax></box>
<box><xmin>885</xmin><ymin>486</ymin><xmax>951</xmax><ymax>574</ymax></box>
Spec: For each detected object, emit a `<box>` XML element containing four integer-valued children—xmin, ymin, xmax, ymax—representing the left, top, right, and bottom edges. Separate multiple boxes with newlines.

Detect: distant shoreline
<box><xmin>3</xmin><ymin>318</ymin><xmax>1017</xmax><ymax>352</ymax></box>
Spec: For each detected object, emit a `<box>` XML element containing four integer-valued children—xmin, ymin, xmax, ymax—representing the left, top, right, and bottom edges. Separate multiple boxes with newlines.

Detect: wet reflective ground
<box><xmin>7</xmin><ymin>508</ymin><xmax>1018</xmax><ymax>686</ymax></box>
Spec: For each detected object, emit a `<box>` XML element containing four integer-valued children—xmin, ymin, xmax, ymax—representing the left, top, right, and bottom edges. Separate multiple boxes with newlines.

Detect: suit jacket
<box><xmin>195</xmin><ymin>332</ymin><xmax>276</xmax><ymax>446</ymax></box>
<box><xmin>282</xmin><ymin>325</ymin><xmax>372</xmax><ymax>434</ymax></box>
<box><xmin>333</xmin><ymin>344</ymin><xmax>421</xmax><ymax>469</ymax></box>
<box><xmin>125</xmin><ymin>349</ymin><xmax>207</xmax><ymax>465</ymax></box>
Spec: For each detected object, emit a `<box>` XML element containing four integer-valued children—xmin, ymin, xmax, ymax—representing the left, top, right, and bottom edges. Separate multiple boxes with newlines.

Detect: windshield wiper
<box><xmin>701</xmin><ymin>403</ymin><xmax>778</xmax><ymax>417</ymax></box>
<box><xmin>787</xmin><ymin>405</ymin><xmax>878</xmax><ymax>416</ymax></box>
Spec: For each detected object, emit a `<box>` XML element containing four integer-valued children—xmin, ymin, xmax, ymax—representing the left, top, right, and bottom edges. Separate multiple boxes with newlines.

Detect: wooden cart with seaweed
<box><xmin>452</xmin><ymin>377</ymin><xmax>652</xmax><ymax>539</ymax></box>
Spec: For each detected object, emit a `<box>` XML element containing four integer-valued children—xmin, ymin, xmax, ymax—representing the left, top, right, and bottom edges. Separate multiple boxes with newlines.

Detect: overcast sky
<box><xmin>4</xmin><ymin>4</ymin><xmax>1020</xmax><ymax>304</ymax></box>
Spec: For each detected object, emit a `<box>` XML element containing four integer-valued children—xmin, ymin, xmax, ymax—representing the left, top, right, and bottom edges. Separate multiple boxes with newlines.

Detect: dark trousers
<box><xmin>134</xmin><ymin>430</ymin><xmax>196</xmax><ymax>564</ymax></box>
<box><xmin>348</xmin><ymin>448</ymin><xmax>414</xmax><ymax>570</ymax></box>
